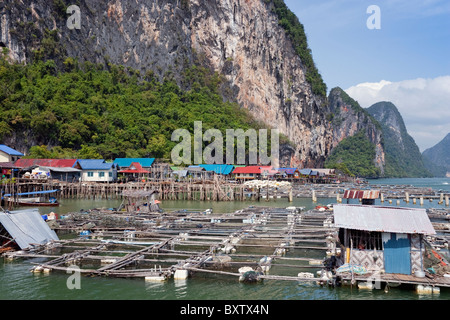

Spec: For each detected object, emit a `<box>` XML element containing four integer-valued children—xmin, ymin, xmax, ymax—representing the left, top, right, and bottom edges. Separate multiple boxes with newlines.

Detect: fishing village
<box><xmin>1</xmin><ymin>147</ymin><xmax>450</xmax><ymax>298</ymax></box>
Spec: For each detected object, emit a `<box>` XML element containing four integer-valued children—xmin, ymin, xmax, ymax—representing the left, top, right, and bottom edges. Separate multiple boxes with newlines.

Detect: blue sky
<box><xmin>285</xmin><ymin>0</ymin><xmax>450</xmax><ymax>151</ymax></box>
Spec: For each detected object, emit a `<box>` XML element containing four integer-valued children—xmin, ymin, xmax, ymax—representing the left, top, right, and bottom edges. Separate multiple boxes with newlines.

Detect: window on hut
<box><xmin>340</xmin><ymin>229</ymin><xmax>383</xmax><ymax>250</ymax></box>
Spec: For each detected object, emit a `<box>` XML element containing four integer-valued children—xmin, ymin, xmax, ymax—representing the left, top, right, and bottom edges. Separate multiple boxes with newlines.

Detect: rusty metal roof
<box><xmin>333</xmin><ymin>204</ymin><xmax>436</xmax><ymax>235</ymax></box>
<box><xmin>343</xmin><ymin>190</ymin><xmax>380</xmax><ymax>199</ymax></box>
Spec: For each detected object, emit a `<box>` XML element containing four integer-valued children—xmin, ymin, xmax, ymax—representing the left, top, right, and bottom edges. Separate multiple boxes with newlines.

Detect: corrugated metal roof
<box><xmin>75</xmin><ymin>159</ymin><xmax>114</xmax><ymax>170</ymax></box>
<box><xmin>15</xmin><ymin>159</ymin><xmax>78</xmax><ymax>168</ymax></box>
<box><xmin>40</xmin><ymin>166</ymin><xmax>82</xmax><ymax>173</ymax></box>
<box><xmin>344</xmin><ymin>190</ymin><xmax>380</xmax><ymax>199</ymax></box>
<box><xmin>113</xmin><ymin>158</ymin><xmax>155</xmax><ymax>168</ymax></box>
<box><xmin>0</xmin><ymin>145</ymin><xmax>24</xmax><ymax>156</ymax></box>
<box><xmin>233</xmin><ymin>166</ymin><xmax>261</xmax><ymax>174</ymax></box>
<box><xmin>199</xmin><ymin>164</ymin><xmax>235</xmax><ymax>175</ymax></box>
<box><xmin>333</xmin><ymin>204</ymin><xmax>436</xmax><ymax>235</ymax></box>
<box><xmin>0</xmin><ymin>209</ymin><xmax>59</xmax><ymax>249</ymax></box>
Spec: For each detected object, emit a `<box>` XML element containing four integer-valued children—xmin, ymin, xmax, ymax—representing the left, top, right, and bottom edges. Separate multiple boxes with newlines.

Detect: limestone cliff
<box><xmin>367</xmin><ymin>101</ymin><xmax>431</xmax><ymax>178</ymax></box>
<box><xmin>327</xmin><ymin>87</ymin><xmax>385</xmax><ymax>175</ymax></box>
<box><xmin>0</xmin><ymin>0</ymin><xmax>332</xmax><ymax>167</ymax></box>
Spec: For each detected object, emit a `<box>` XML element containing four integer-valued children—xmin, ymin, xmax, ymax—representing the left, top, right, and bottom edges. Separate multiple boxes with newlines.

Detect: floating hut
<box><xmin>343</xmin><ymin>189</ymin><xmax>380</xmax><ymax>205</ymax></box>
<box><xmin>334</xmin><ymin>204</ymin><xmax>436</xmax><ymax>276</ymax></box>
<box><xmin>121</xmin><ymin>189</ymin><xmax>161</xmax><ymax>213</ymax></box>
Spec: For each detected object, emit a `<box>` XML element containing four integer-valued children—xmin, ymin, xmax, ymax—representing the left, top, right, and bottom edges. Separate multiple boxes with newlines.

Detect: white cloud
<box><xmin>345</xmin><ymin>76</ymin><xmax>450</xmax><ymax>152</ymax></box>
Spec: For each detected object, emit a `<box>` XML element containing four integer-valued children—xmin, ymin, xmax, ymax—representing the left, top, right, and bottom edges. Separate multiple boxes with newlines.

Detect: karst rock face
<box><xmin>1</xmin><ymin>0</ymin><xmax>335</xmax><ymax>167</ymax></box>
<box><xmin>328</xmin><ymin>88</ymin><xmax>385</xmax><ymax>174</ymax></box>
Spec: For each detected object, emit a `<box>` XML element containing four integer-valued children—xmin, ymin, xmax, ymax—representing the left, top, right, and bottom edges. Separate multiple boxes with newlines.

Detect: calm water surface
<box><xmin>1</xmin><ymin>178</ymin><xmax>450</xmax><ymax>300</ymax></box>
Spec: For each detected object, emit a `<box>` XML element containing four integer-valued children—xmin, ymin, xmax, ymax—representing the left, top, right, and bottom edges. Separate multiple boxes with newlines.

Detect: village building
<box><xmin>198</xmin><ymin>164</ymin><xmax>235</xmax><ymax>177</ymax></box>
<box><xmin>260</xmin><ymin>166</ymin><xmax>279</xmax><ymax>178</ymax></box>
<box><xmin>333</xmin><ymin>204</ymin><xmax>436</xmax><ymax>276</ymax></box>
<box><xmin>113</xmin><ymin>158</ymin><xmax>155</xmax><ymax>171</ymax></box>
<box><xmin>0</xmin><ymin>162</ymin><xmax>21</xmax><ymax>179</ymax></box>
<box><xmin>33</xmin><ymin>166</ymin><xmax>81</xmax><ymax>182</ymax></box>
<box><xmin>343</xmin><ymin>189</ymin><xmax>380</xmax><ymax>205</ymax></box>
<box><xmin>14</xmin><ymin>159</ymin><xmax>78</xmax><ymax>179</ymax></box>
<box><xmin>232</xmin><ymin>166</ymin><xmax>262</xmax><ymax>180</ymax></box>
<box><xmin>0</xmin><ymin>145</ymin><xmax>24</xmax><ymax>163</ymax></box>
<box><xmin>118</xmin><ymin>162</ymin><xmax>149</xmax><ymax>181</ymax></box>
<box><xmin>277</xmin><ymin>168</ymin><xmax>301</xmax><ymax>179</ymax></box>
<box><xmin>187</xmin><ymin>166</ymin><xmax>210</xmax><ymax>180</ymax></box>
<box><xmin>74</xmin><ymin>159</ymin><xmax>117</xmax><ymax>182</ymax></box>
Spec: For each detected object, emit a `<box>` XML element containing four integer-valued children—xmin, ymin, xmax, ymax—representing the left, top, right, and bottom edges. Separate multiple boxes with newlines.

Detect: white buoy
<box><xmin>358</xmin><ymin>282</ymin><xmax>374</xmax><ymax>290</ymax></box>
<box><xmin>238</xmin><ymin>267</ymin><xmax>254</xmax><ymax>274</ymax></box>
<box><xmin>174</xmin><ymin>269</ymin><xmax>189</xmax><ymax>280</ymax></box>
<box><xmin>297</xmin><ymin>272</ymin><xmax>314</xmax><ymax>279</ymax></box>
<box><xmin>145</xmin><ymin>275</ymin><xmax>167</xmax><ymax>282</ymax></box>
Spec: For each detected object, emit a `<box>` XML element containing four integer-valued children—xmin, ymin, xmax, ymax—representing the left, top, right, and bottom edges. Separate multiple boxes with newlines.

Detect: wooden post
<box><xmin>380</xmin><ymin>193</ymin><xmax>384</xmax><ymax>203</ymax></box>
<box><xmin>420</xmin><ymin>197</ymin><xmax>424</xmax><ymax>206</ymax></box>
<box><xmin>312</xmin><ymin>190</ymin><xmax>317</xmax><ymax>202</ymax></box>
<box><xmin>445</xmin><ymin>195</ymin><xmax>449</xmax><ymax>207</ymax></box>
<box><xmin>405</xmin><ymin>192</ymin><xmax>409</xmax><ymax>203</ymax></box>
<box><xmin>439</xmin><ymin>193</ymin><xmax>444</xmax><ymax>205</ymax></box>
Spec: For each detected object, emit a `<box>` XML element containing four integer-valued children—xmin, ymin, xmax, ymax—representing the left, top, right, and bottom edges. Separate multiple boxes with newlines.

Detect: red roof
<box><xmin>233</xmin><ymin>166</ymin><xmax>262</xmax><ymax>174</ymax></box>
<box><xmin>14</xmin><ymin>159</ymin><xmax>78</xmax><ymax>168</ymax></box>
<box><xmin>343</xmin><ymin>190</ymin><xmax>380</xmax><ymax>199</ymax></box>
<box><xmin>119</xmin><ymin>162</ymin><xmax>149</xmax><ymax>174</ymax></box>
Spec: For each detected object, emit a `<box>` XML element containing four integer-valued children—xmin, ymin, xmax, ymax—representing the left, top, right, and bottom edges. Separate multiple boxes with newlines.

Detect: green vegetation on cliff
<box><xmin>325</xmin><ymin>131</ymin><xmax>381</xmax><ymax>178</ymax></box>
<box><xmin>367</xmin><ymin>101</ymin><xmax>433</xmax><ymax>178</ymax></box>
<box><xmin>0</xmin><ymin>50</ymin><xmax>271</xmax><ymax>161</ymax></box>
<box><xmin>267</xmin><ymin>0</ymin><xmax>327</xmax><ymax>97</ymax></box>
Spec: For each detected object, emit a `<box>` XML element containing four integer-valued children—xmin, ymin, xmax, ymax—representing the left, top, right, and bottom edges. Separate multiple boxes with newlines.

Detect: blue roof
<box><xmin>0</xmin><ymin>145</ymin><xmax>24</xmax><ymax>156</ymax></box>
<box><xmin>299</xmin><ymin>169</ymin><xmax>312</xmax><ymax>175</ymax></box>
<box><xmin>199</xmin><ymin>164</ymin><xmax>235</xmax><ymax>175</ymax></box>
<box><xmin>113</xmin><ymin>158</ymin><xmax>155</xmax><ymax>168</ymax></box>
<box><xmin>75</xmin><ymin>159</ymin><xmax>114</xmax><ymax>170</ymax></box>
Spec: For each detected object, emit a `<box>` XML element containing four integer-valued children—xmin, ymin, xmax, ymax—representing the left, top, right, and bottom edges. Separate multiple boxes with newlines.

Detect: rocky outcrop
<box><xmin>367</xmin><ymin>101</ymin><xmax>431</xmax><ymax>177</ymax></box>
<box><xmin>328</xmin><ymin>87</ymin><xmax>385</xmax><ymax>174</ymax></box>
<box><xmin>0</xmin><ymin>0</ymin><xmax>332</xmax><ymax>167</ymax></box>
<box><xmin>422</xmin><ymin>133</ymin><xmax>450</xmax><ymax>177</ymax></box>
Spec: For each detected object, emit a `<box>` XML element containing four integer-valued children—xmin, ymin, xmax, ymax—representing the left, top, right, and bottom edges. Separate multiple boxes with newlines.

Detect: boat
<box><xmin>2</xmin><ymin>190</ymin><xmax>60</xmax><ymax>207</ymax></box>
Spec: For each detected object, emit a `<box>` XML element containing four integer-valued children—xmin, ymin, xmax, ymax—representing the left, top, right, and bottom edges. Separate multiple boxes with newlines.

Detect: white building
<box><xmin>0</xmin><ymin>145</ymin><xmax>24</xmax><ymax>163</ymax></box>
<box><xmin>74</xmin><ymin>159</ymin><xmax>117</xmax><ymax>182</ymax></box>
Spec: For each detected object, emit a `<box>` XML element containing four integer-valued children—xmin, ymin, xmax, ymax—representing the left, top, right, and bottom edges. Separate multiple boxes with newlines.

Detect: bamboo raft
<box><xmin>3</xmin><ymin>205</ymin><xmax>450</xmax><ymax>292</ymax></box>
<box><xmin>3</xmin><ymin>206</ymin><xmax>336</xmax><ymax>283</ymax></box>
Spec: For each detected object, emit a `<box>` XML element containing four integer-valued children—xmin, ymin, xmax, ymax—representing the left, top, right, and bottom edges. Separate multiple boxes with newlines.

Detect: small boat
<box><xmin>6</xmin><ymin>196</ymin><xmax>59</xmax><ymax>207</ymax></box>
<box><xmin>18</xmin><ymin>198</ymin><xmax>59</xmax><ymax>207</ymax></box>
<box><xmin>2</xmin><ymin>190</ymin><xmax>60</xmax><ymax>207</ymax></box>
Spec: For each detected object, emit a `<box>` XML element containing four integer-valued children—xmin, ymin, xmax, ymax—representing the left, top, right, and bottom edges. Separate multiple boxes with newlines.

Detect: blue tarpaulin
<box><xmin>2</xmin><ymin>189</ymin><xmax>59</xmax><ymax>199</ymax></box>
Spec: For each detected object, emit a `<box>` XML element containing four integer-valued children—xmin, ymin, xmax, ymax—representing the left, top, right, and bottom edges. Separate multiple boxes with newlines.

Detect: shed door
<box><xmin>382</xmin><ymin>233</ymin><xmax>411</xmax><ymax>275</ymax></box>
